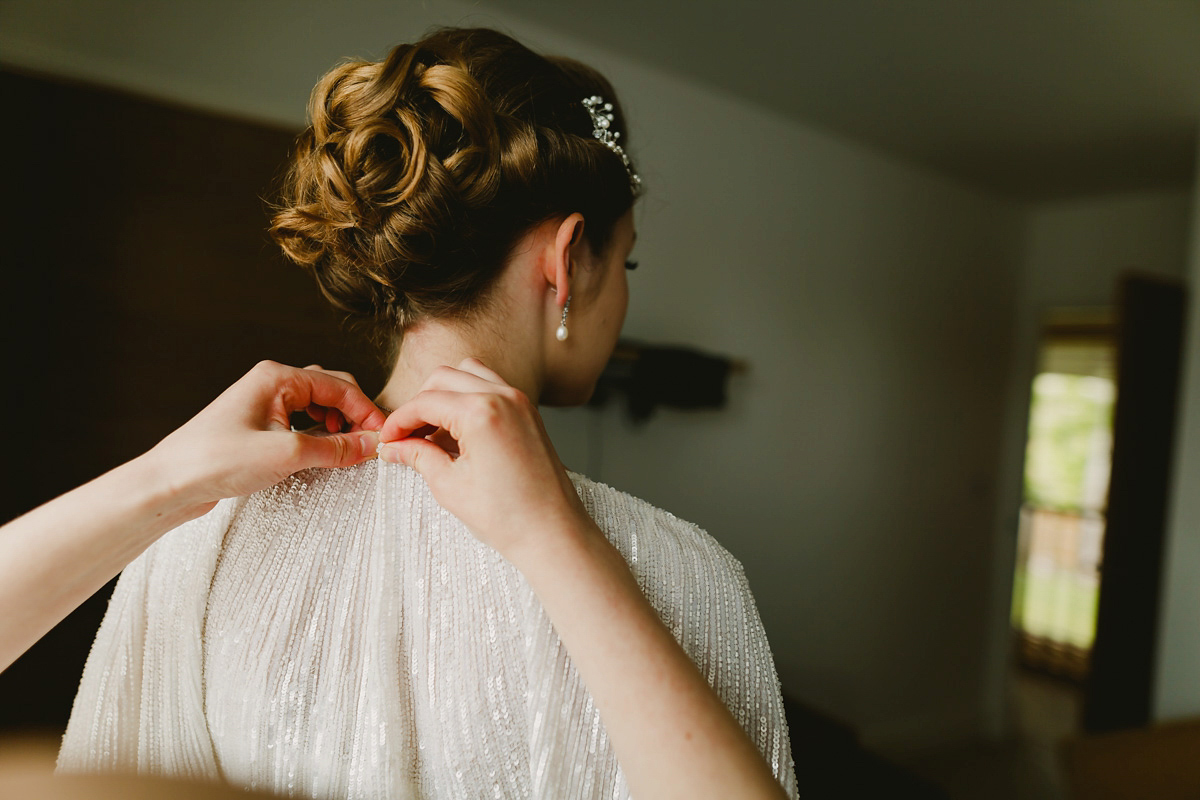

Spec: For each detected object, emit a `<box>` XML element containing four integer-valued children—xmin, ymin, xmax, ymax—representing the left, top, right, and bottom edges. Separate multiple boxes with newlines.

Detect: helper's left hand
<box><xmin>143</xmin><ymin>360</ymin><xmax>386</xmax><ymax>517</ymax></box>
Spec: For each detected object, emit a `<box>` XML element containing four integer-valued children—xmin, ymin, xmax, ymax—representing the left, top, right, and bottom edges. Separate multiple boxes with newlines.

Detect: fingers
<box><xmin>277</xmin><ymin>358</ymin><xmax>513</xmax><ymax>446</ymax></box>
<box><xmin>453</xmin><ymin>357</ymin><xmax>507</xmax><ymax>385</ymax></box>
<box><xmin>303</xmin><ymin>364</ymin><xmax>361</xmax><ymax>389</ymax></box>
<box><xmin>380</xmin><ymin>390</ymin><xmax>464</xmax><ymax>443</ymax></box>
<box><xmin>417</xmin><ymin>363</ymin><xmax>504</xmax><ymax>396</ymax></box>
<box><xmin>289</xmin><ymin>429</ymin><xmax>381</xmax><ymax>470</ymax></box>
<box><xmin>379</xmin><ymin>358</ymin><xmax>527</xmax><ymax>445</ymax></box>
<box><xmin>264</xmin><ymin>362</ymin><xmax>386</xmax><ymax>432</ymax></box>
<box><xmin>303</xmin><ymin>365</ymin><xmax>355</xmax><ymax>432</ymax></box>
<box><xmin>377</xmin><ymin>436</ymin><xmax>454</xmax><ymax>481</ymax></box>
<box><xmin>305</xmin><ymin>404</ymin><xmax>328</xmax><ymax>425</ymax></box>
<box><xmin>304</xmin><ymin>401</ymin><xmax>346</xmax><ymax>434</ymax></box>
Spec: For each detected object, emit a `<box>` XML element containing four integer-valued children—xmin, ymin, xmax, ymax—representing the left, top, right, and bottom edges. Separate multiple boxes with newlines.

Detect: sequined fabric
<box><xmin>59</xmin><ymin>460</ymin><xmax>798</xmax><ymax>799</ymax></box>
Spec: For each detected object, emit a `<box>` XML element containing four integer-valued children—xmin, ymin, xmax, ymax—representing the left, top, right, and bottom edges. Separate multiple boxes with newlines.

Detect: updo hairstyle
<box><xmin>270</xmin><ymin>26</ymin><xmax>641</xmax><ymax>349</ymax></box>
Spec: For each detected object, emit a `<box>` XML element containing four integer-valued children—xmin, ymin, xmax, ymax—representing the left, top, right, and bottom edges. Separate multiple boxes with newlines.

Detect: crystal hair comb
<box><xmin>582</xmin><ymin>95</ymin><xmax>642</xmax><ymax>190</ymax></box>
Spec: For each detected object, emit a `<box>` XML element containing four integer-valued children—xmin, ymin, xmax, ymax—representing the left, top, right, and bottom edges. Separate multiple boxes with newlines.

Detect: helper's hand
<box><xmin>0</xmin><ymin>360</ymin><xmax>386</xmax><ymax>672</ymax></box>
<box><xmin>377</xmin><ymin>358</ymin><xmax>790</xmax><ymax>800</ymax></box>
<box><xmin>145</xmin><ymin>360</ymin><xmax>386</xmax><ymax>517</ymax></box>
<box><xmin>376</xmin><ymin>357</ymin><xmax>588</xmax><ymax>562</ymax></box>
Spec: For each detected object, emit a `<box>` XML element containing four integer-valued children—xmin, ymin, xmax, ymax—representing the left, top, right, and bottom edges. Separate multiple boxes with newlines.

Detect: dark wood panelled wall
<box><xmin>0</xmin><ymin>68</ymin><xmax>386</xmax><ymax>731</ymax></box>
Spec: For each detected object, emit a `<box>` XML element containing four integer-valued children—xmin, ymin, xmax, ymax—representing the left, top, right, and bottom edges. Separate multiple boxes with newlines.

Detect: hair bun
<box><xmin>270</xmin><ymin>27</ymin><xmax>639</xmax><ymax>348</ymax></box>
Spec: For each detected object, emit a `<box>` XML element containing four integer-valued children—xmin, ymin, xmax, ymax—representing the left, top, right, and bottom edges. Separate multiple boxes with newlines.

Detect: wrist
<box><xmin>504</xmin><ymin>509</ymin><xmax>619</xmax><ymax>587</ymax></box>
<box><xmin>122</xmin><ymin>447</ymin><xmax>213</xmax><ymax>527</ymax></box>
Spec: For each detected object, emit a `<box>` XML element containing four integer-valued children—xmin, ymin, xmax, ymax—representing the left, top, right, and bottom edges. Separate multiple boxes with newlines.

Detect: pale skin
<box><xmin>0</xmin><ymin>210</ymin><xmax>787</xmax><ymax>798</ymax></box>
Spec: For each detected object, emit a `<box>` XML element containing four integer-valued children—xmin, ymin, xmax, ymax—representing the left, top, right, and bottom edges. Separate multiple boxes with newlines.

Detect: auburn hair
<box><xmin>270</xmin><ymin>26</ymin><xmax>640</xmax><ymax>348</ymax></box>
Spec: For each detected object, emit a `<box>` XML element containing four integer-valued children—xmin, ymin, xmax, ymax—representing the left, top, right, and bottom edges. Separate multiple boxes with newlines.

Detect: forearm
<box><xmin>0</xmin><ymin>362</ymin><xmax>385</xmax><ymax>673</ymax></box>
<box><xmin>509</xmin><ymin>518</ymin><xmax>788</xmax><ymax>800</ymax></box>
<box><xmin>0</xmin><ymin>452</ymin><xmax>202</xmax><ymax>672</ymax></box>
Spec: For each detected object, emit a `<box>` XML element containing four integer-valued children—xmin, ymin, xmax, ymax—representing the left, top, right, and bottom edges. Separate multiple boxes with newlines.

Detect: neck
<box><xmin>374</xmin><ymin>317</ymin><xmax>544</xmax><ymax>412</ymax></box>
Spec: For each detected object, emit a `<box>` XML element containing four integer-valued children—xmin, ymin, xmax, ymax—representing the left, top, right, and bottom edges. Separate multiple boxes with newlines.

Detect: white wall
<box><xmin>553</xmin><ymin>56</ymin><xmax>1024</xmax><ymax>753</ymax></box>
<box><xmin>1156</xmin><ymin>147</ymin><xmax>1200</xmax><ymax>722</ymax></box>
<box><xmin>2</xmin><ymin>0</ymin><xmax>1035</xmax><ymax>753</ymax></box>
<box><xmin>983</xmin><ymin>189</ymin><xmax>1193</xmax><ymax>735</ymax></box>
<box><xmin>1019</xmin><ymin>192</ymin><xmax>1193</xmax><ymax>306</ymax></box>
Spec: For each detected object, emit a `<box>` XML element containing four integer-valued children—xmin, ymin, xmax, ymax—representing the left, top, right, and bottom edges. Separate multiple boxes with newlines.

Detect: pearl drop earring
<box><xmin>556</xmin><ymin>294</ymin><xmax>571</xmax><ymax>341</ymax></box>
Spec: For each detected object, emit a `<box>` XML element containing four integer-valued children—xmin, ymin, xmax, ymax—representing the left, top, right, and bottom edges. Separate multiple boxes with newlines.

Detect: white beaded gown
<box><xmin>58</xmin><ymin>458</ymin><xmax>799</xmax><ymax>799</ymax></box>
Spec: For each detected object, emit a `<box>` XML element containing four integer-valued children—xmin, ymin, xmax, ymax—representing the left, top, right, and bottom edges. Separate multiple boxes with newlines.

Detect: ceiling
<box><xmin>3</xmin><ymin>0</ymin><xmax>1198</xmax><ymax>200</ymax></box>
<box><xmin>481</xmin><ymin>0</ymin><xmax>1200</xmax><ymax>199</ymax></box>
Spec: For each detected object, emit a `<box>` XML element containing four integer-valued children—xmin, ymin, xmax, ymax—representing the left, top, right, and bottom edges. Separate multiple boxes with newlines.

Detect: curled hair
<box><xmin>270</xmin><ymin>26</ymin><xmax>641</xmax><ymax>348</ymax></box>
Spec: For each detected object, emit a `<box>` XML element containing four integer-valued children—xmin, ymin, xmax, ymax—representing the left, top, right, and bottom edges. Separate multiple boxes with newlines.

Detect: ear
<box><xmin>546</xmin><ymin>212</ymin><xmax>586</xmax><ymax>311</ymax></box>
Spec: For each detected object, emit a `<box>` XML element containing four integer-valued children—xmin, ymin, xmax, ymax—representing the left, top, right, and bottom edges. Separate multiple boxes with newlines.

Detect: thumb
<box><xmin>378</xmin><ymin>437</ymin><xmax>453</xmax><ymax>481</ymax></box>
<box><xmin>292</xmin><ymin>430</ymin><xmax>381</xmax><ymax>469</ymax></box>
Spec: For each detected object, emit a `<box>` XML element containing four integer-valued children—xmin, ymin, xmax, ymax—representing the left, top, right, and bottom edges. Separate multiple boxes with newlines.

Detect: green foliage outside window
<box><xmin>1023</xmin><ymin>373</ymin><xmax>1114</xmax><ymax>513</ymax></box>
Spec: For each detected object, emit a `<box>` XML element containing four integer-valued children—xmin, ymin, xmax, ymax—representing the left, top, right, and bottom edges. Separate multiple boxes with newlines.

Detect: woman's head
<box><xmin>270</xmin><ymin>26</ymin><xmax>641</xmax><ymax>361</ymax></box>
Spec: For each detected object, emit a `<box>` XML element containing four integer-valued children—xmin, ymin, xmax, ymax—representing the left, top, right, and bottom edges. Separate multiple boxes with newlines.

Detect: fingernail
<box><xmin>359</xmin><ymin>431</ymin><xmax>380</xmax><ymax>458</ymax></box>
<box><xmin>377</xmin><ymin>442</ymin><xmax>401</xmax><ymax>464</ymax></box>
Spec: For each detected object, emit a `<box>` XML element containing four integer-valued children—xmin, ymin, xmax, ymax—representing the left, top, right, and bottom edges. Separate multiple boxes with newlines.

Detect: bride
<box><xmin>58</xmin><ymin>26</ymin><xmax>797</xmax><ymax>800</ymax></box>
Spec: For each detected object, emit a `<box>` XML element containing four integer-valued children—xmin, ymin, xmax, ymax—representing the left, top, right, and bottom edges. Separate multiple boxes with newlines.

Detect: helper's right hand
<box><xmin>376</xmin><ymin>357</ymin><xmax>590</xmax><ymax>563</ymax></box>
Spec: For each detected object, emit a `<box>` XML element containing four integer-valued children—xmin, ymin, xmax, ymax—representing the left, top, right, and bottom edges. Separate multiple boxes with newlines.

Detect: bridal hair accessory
<box><xmin>582</xmin><ymin>95</ymin><xmax>641</xmax><ymax>190</ymax></box>
<box><xmin>556</xmin><ymin>294</ymin><xmax>572</xmax><ymax>341</ymax></box>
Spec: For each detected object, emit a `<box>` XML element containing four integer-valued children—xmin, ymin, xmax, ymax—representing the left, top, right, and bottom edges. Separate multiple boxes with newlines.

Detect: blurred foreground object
<box><xmin>0</xmin><ymin>733</ymin><xmax>283</xmax><ymax>799</ymax></box>
<box><xmin>1061</xmin><ymin>717</ymin><xmax>1200</xmax><ymax>799</ymax></box>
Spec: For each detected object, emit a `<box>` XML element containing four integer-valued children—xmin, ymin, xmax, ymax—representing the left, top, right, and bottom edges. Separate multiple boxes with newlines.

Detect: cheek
<box><xmin>613</xmin><ymin>270</ymin><xmax>629</xmax><ymax>317</ymax></box>
<box><xmin>619</xmin><ymin>275</ymin><xmax>630</xmax><ymax>324</ymax></box>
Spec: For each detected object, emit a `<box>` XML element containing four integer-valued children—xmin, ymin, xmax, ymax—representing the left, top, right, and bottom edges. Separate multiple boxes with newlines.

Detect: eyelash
<box><xmin>625</xmin><ymin>260</ymin><xmax>639</xmax><ymax>271</ymax></box>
